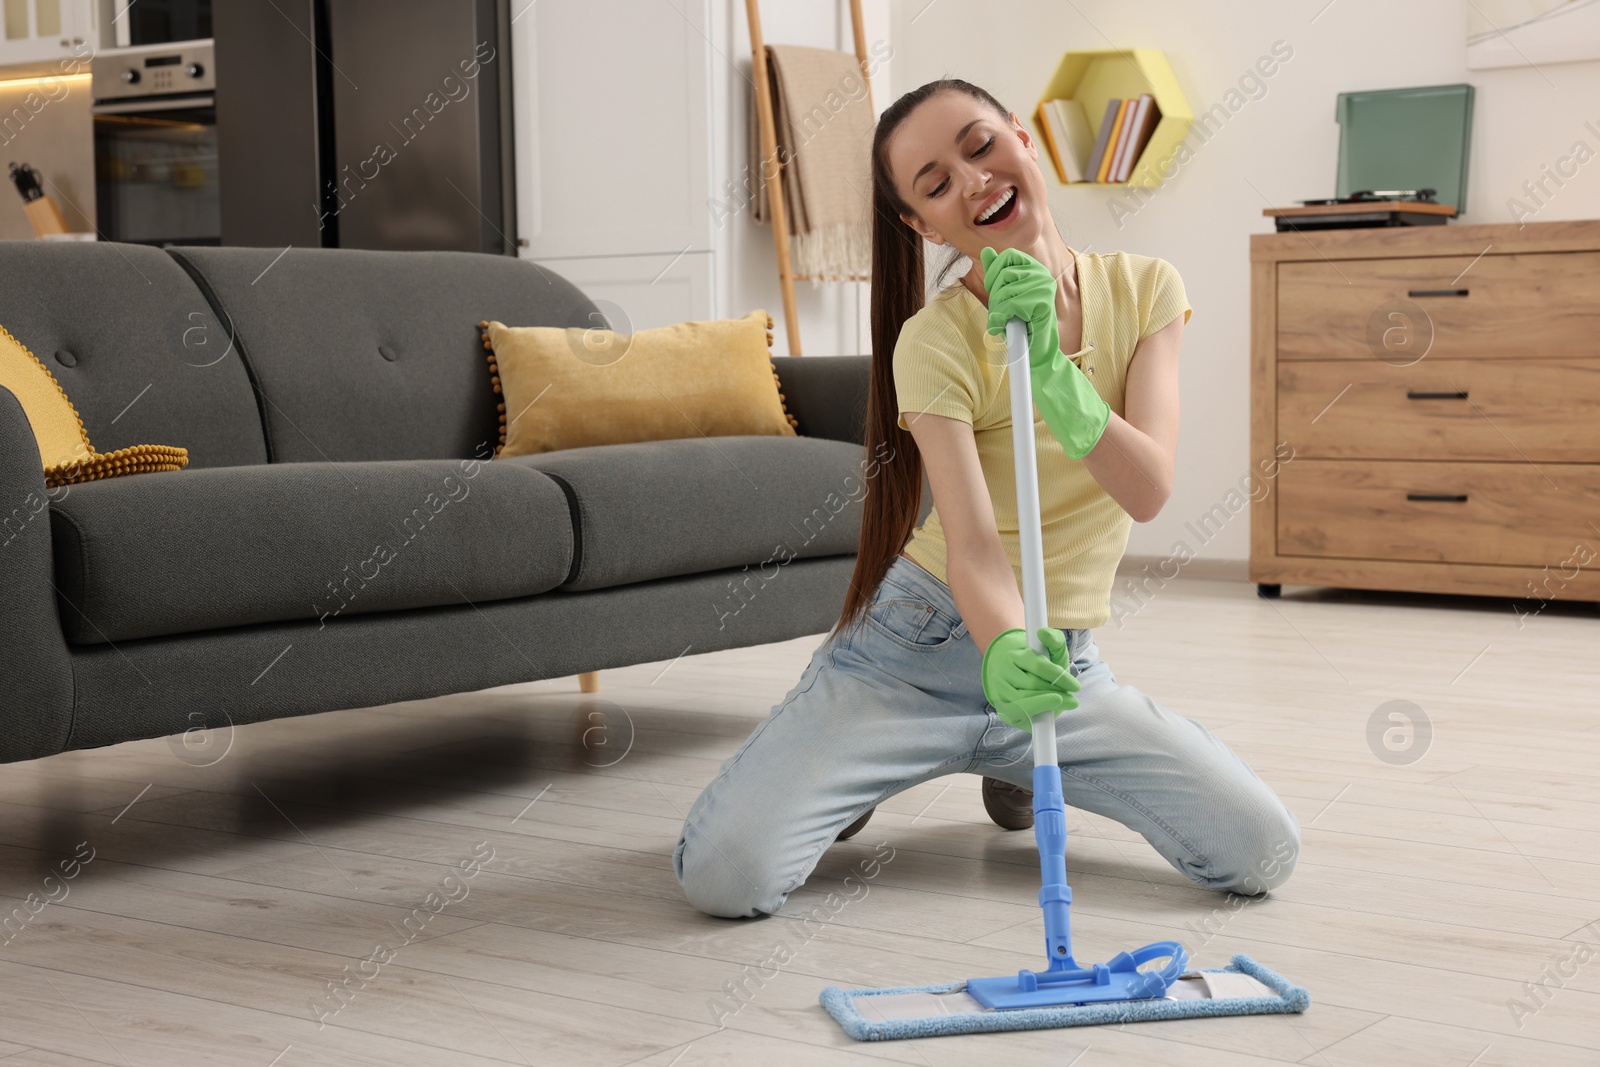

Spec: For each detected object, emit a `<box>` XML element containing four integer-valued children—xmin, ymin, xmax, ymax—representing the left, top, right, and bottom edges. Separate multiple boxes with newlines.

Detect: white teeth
<box><xmin>977</xmin><ymin>188</ymin><xmax>1014</xmax><ymax>222</ymax></box>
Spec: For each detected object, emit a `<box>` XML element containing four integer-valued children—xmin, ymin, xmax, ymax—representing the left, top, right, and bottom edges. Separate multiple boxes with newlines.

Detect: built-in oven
<box><xmin>109</xmin><ymin>0</ymin><xmax>213</xmax><ymax>49</ymax></box>
<box><xmin>91</xmin><ymin>40</ymin><xmax>218</xmax><ymax>246</ymax></box>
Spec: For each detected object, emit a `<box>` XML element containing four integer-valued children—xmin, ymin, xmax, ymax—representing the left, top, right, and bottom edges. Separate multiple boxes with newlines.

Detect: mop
<box><xmin>820</xmin><ymin>318</ymin><xmax>1310</xmax><ymax>1041</ymax></box>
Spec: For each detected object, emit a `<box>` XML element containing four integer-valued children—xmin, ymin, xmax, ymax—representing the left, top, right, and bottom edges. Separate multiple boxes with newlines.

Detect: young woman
<box><xmin>673</xmin><ymin>79</ymin><xmax>1300</xmax><ymax>919</ymax></box>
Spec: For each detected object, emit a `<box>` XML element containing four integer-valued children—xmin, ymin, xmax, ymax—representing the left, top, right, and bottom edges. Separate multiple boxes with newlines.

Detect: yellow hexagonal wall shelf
<box><xmin>1037</xmin><ymin>48</ymin><xmax>1192</xmax><ymax>188</ymax></box>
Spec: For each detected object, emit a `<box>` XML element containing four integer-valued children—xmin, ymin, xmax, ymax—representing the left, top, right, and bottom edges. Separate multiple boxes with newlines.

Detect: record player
<box><xmin>1264</xmin><ymin>83</ymin><xmax>1473</xmax><ymax>233</ymax></box>
<box><xmin>1264</xmin><ymin>188</ymin><xmax>1458</xmax><ymax>232</ymax></box>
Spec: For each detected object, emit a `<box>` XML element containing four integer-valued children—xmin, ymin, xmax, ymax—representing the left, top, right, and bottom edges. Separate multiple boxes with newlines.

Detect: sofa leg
<box><xmin>578</xmin><ymin>671</ymin><xmax>600</xmax><ymax>693</ymax></box>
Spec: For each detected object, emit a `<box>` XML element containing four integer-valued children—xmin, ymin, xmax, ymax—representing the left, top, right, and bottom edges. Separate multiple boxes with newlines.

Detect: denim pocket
<box><xmin>864</xmin><ymin>593</ymin><xmax>966</xmax><ymax>652</ymax></box>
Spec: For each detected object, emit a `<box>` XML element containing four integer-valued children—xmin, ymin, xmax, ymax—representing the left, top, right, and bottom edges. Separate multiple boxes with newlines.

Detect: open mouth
<box><xmin>975</xmin><ymin>186</ymin><xmax>1018</xmax><ymax>226</ymax></box>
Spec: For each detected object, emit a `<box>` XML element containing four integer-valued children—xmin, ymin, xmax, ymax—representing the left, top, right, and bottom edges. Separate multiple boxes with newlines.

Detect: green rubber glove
<box><xmin>980</xmin><ymin>626</ymin><xmax>1080</xmax><ymax>731</ymax></box>
<box><xmin>980</xmin><ymin>246</ymin><xmax>1111</xmax><ymax>460</ymax></box>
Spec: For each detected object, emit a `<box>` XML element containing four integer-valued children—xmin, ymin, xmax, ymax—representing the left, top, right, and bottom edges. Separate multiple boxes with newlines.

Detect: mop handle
<box><xmin>1005</xmin><ymin>317</ymin><xmax>1075</xmax><ymax>968</ymax></box>
<box><xmin>1003</xmin><ymin>318</ymin><xmax>1058</xmax><ymax>768</ymax></box>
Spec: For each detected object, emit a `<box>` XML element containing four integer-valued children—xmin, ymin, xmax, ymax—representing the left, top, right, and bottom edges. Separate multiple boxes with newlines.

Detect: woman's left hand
<box><xmin>981</xmin><ymin>625</ymin><xmax>1079</xmax><ymax>732</ymax></box>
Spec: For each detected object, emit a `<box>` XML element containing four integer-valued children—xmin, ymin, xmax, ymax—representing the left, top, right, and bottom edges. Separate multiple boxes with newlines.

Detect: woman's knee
<box><xmin>1210</xmin><ymin>799</ymin><xmax>1301</xmax><ymax>896</ymax></box>
<box><xmin>1096</xmin><ymin>687</ymin><xmax>1301</xmax><ymax>896</ymax></box>
<box><xmin>675</xmin><ymin>822</ymin><xmax>787</xmax><ymax>919</ymax></box>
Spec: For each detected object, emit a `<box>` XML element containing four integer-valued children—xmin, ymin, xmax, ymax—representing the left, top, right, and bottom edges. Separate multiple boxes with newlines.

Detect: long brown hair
<box><xmin>833</xmin><ymin>79</ymin><xmax>1012</xmax><ymax>637</ymax></box>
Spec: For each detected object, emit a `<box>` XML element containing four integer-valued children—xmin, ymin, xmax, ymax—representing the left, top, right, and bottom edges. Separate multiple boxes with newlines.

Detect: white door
<box><xmin>538</xmin><ymin>250</ymin><xmax>714</xmax><ymax>331</ymax></box>
<box><xmin>511</xmin><ymin>0</ymin><xmax>713</xmax><ymax>261</ymax></box>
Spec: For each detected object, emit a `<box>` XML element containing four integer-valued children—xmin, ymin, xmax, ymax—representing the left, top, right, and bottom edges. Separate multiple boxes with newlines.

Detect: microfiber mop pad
<box><xmin>820</xmin><ymin>953</ymin><xmax>1310</xmax><ymax>1041</ymax></box>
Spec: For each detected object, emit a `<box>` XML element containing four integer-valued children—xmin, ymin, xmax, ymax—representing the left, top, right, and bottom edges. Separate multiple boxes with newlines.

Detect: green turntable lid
<box><xmin>1335</xmin><ymin>83</ymin><xmax>1474</xmax><ymax>214</ymax></box>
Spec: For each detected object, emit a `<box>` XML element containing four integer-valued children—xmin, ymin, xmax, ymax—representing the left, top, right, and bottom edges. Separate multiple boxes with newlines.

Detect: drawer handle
<box><xmin>1407</xmin><ymin>288</ymin><xmax>1469</xmax><ymax>297</ymax></box>
<box><xmin>1406</xmin><ymin>390</ymin><xmax>1469</xmax><ymax>400</ymax></box>
<box><xmin>1406</xmin><ymin>493</ymin><xmax>1468</xmax><ymax>503</ymax></box>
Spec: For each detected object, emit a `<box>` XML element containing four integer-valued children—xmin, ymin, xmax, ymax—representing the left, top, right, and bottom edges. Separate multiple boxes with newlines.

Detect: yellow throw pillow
<box><xmin>479</xmin><ymin>309</ymin><xmax>799</xmax><ymax>457</ymax></box>
<box><xmin>0</xmin><ymin>323</ymin><xmax>187</xmax><ymax>487</ymax></box>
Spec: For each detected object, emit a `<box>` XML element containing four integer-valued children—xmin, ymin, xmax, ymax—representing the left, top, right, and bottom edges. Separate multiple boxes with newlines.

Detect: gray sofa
<box><xmin>0</xmin><ymin>243</ymin><xmax>874</xmax><ymax>764</ymax></box>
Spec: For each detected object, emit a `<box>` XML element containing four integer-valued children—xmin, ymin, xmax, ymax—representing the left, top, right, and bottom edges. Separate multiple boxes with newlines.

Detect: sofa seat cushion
<box><xmin>501</xmin><ymin>435</ymin><xmax>866</xmax><ymax>594</ymax></box>
<box><xmin>49</xmin><ymin>457</ymin><xmax>573</xmax><ymax>644</ymax></box>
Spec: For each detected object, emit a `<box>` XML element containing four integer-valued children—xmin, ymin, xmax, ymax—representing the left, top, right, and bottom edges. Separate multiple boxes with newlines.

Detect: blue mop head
<box><xmin>820</xmin><ymin>953</ymin><xmax>1309</xmax><ymax>1041</ymax></box>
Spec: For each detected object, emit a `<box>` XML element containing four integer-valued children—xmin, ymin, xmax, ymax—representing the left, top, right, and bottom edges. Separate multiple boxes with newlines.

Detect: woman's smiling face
<box><xmin>886</xmin><ymin>90</ymin><xmax>1047</xmax><ymax>264</ymax></box>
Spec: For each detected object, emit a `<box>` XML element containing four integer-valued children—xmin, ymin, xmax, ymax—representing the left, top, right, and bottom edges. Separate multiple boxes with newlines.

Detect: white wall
<box><xmin>888</xmin><ymin>0</ymin><xmax>1600</xmax><ymax>564</ymax></box>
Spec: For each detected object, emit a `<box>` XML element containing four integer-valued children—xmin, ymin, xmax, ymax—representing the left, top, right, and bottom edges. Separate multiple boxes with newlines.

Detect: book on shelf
<box><xmin>1108</xmin><ymin>96</ymin><xmax>1136</xmax><ymax>181</ymax></box>
<box><xmin>1035</xmin><ymin>98</ymin><xmax>1092</xmax><ymax>183</ymax></box>
<box><xmin>1083</xmin><ymin>98</ymin><xmax>1121</xmax><ymax>184</ymax></box>
<box><xmin>1095</xmin><ymin>98</ymin><xmax>1130</xmax><ymax>182</ymax></box>
<box><xmin>1071</xmin><ymin>95</ymin><xmax>1165</xmax><ymax>184</ymax></box>
<box><xmin>1050</xmin><ymin>98</ymin><xmax>1094</xmax><ymax>181</ymax></box>
<box><xmin>1113</xmin><ymin>94</ymin><xmax>1161</xmax><ymax>182</ymax></box>
<box><xmin>1033</xmin><ymin>100</ymin><xmax>1069</xmax><ymax>183</ymax></box>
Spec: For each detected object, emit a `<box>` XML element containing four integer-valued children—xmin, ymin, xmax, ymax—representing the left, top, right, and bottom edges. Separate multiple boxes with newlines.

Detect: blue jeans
<box><xmin>673</xmin><ymin>553</ymin><xmax>1300</xmax><ymax>918</ymax></box>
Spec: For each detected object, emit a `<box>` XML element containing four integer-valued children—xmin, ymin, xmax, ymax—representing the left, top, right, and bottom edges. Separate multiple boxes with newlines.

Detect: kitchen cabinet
<box><xmin>0</xmin><ymin>0</ymin><xmax>91</xmax><ymax>69</ymax></box>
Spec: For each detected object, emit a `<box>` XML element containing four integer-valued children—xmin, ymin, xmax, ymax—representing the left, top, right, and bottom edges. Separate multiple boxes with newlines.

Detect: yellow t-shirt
<box><xmin>893</xmin><ymin>248</ymin><xmax>1191</xmax><ymax>629</ymax></box>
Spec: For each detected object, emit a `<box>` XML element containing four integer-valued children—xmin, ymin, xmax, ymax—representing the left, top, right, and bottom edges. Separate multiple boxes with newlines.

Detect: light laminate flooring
<box><xmin>0</xmin><ymin>577</ymin><xmax>1595</xmax><ymax>1066</ymax></box>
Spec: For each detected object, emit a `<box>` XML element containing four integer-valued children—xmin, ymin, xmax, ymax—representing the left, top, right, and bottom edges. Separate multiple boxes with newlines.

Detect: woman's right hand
<box><xmin>980</xmin><ymin>626</ymin><xmax>1080</xmax><ymax>731</ymax></box>
<box><xmin>981</xmin><ymin>245</ymin><xmax>1111</xmax><ymax>460</ymax></box>
<box><xmin>980</xmin><ymin>246</ymin><xmax>1059</xmax><ymax>377</ymax></box>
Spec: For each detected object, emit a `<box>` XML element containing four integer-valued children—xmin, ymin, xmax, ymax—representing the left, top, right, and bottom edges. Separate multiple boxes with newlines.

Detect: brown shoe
<box><xmin>837</xmin><ymin>807</ymin><xmax>874</xmax><ymax>841</ymax></box>
<box><xmin>982</xmin><ymin>777</ymin><xmax>1034</xmax><ymax>831</ymax></box>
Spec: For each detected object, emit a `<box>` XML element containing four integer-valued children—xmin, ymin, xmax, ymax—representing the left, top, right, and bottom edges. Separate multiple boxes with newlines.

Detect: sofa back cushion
<box><xmin>169</xmin><ymin>247</ymin><xmax>598</xmax><ymax>463</ymax></box>
<box><xmin>0</xmin><ymin>243</ymin><xmax>268</xmax><ymax>469</ymax></box>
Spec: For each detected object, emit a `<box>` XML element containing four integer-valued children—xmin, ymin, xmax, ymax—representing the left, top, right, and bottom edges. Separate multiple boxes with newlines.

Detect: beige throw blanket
<box><xmin>749</xmin><ymin>44</ymin><xmax>873</xmax><ymax>282</ymax></box>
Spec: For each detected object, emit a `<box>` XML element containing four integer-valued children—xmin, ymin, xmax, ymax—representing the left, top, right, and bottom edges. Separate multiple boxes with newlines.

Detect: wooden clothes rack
<box><xmin>745</xmin><ymin>0</ymin><xmax>873</xmax><ymax>356</ymax></box>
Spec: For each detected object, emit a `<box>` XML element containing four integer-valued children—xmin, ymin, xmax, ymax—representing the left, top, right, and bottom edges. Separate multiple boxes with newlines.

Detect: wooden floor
<box><xmin>0</xmin><ymin>576</ymin><xmax>1596</xmax><ymax>1066</ymax></box>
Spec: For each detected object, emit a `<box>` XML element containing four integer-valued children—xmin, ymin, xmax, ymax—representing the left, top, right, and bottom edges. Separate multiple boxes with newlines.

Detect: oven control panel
<box><xmin>92</xmin><ymin>40</ymin><xmax>215</xmax><ymax>103</ymax></box>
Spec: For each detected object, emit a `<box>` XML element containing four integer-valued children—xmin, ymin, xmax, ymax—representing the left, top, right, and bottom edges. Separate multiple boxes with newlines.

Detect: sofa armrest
<box><xmin>772</xmin><ymin>355</ymin><xmax>870</xmax><ymax>447</ymax></box>
<box><xmin>0</xmin><ymin>385</ymin><xmax>75</xmax><ymax>762</ymax></box>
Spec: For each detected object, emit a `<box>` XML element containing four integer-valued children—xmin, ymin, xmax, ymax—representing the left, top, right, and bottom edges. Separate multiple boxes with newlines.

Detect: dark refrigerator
<box><xmin>214</xmin><ymin>0</ymin><xmax>516</xmax><ymax>253</ymax></box>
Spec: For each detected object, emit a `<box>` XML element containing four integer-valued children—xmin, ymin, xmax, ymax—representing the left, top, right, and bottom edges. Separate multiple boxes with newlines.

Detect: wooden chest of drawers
<box><xmin>1250</xmin><ymin>220</ymin><xmax>1600</xmax><ymax>603</ymax></box>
